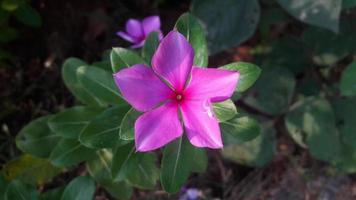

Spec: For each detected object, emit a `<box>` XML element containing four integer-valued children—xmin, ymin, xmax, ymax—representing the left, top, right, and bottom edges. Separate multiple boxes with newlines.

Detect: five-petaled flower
<box><xmin>113</xmin><ymin>31</ymin><xmax>240</xmax><ymax>152</ymax></box>
<box><xmin>116</xmin><ymin>15</ymin><xmax>163</xmax><ymax>48</ymax></box>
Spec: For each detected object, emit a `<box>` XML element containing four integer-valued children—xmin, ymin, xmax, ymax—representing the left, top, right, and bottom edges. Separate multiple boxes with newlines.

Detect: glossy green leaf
<box><xmin>213</xmin><ymin>100</ymin><xmax>237</xmax><ymax>122</ymax></box>
<box><xmin>244</xmin><ymin>67</ymin><xmax>295</xmax><ymax>116</ymax></box>
<box><xmin>221</xmin><ymin>115</ymin><xmax>261</xmax><ymax>145</ymax></box>
<box><xmin>62</xmin><ymin>58</ymin><xmax>104</xmax><ymax>107</ymax></box>
<box><xmin>119</xmin><ymin>108</ymin><xmax>141</xmax><ymax>140</ymax></box>
<box><xmin>277</xmin><ymin>0</ymin><xmax>342</xmax><ymax>33</ymax></box>
<box><xmin>340</xmin><ymin>62</ymin><xmax>356</xmax><ymax>96</ymax></box>
<box><xmin>86</xmin><ymin>149</ymin><xmax>132</xmax><ymax>200</ymax></box>
<box><xmin>16</xmin><ymin>116</ymin><xmax>60</xmax><ymax>158</ymax></box>
<box><xmin>175</xmin><ymin>13</ymin><xmax>208</xmax><ymax>67</ymax></box>
<box><xmin>111</xmin><ymin>143</ymin><xmax>160</xmax><ymax>189</ymax></box>
<box><xmin>41</xmin><ymin>187</ymin><xmax>65</xmax><ymax>200</ymax></box>
<box><xmin>77</xmin><ymin>65</ymin><xmax>125</xmax><ymax>106</ymax></box>
<box><xmin>79</xmin><ymin>105</ymin><xmax>130</xmax><ymax>149</ymax></box>
<box><xmin>60</xmin><ymin>176</ymin><xmax>95</xmax><ymax>200</ymax></box>
<box><xmin>161</xmin><ymin>137</ymin><xmax>207</xmax><ymax>193</ymax></box>
<box><xmin>222</xmin><ymin>123</ymin><xmax>276</xmax><ymax>167</ymax></box>
<box><xmin>91</xmin><ymin>61</ymin><xmax>112</xmax><ymax>72</ymax></box>
<box><xmin>48</xmin><ymin>106</ymin><xmax>103</xmax><ymax>139</ymax></box>
<box><xmin>142</xmin><ymin>32</ymin><xmax>160</xmax><ymax>63</ymax></box>
<box><xmin>2</xmin><ymin>154</ymin><xmax>61</xmax><ymax>185</ymax></box>
<box><xmin>192</xmin><ymin>0</ymin><xmax>260</xmax><ymax>54</ymax></box>
<box><xmin>110</xmin><ymin>48</ymin><xmax>146</xmax><ymax>73</ymax></box>
<box><xmin>285</xmin><ymin>97</ymin><xmax>341</xmax><ymax>161</ymax></box>
<box><xmin>220</xmin><ymin>62</ymin><xmax>262</xmax><ymax>92</ymax></box>
<box><xmin>14</xmin><ymin>4</ymin><xmax>41</xmax><ymax>27</ymax></box>
<box><xmin>5</xmin><ymin>180</ymin><xmax>38</xmax><ymax>200</ymax></box>
<box><xmin>49</xmin><ymin>139</ymin><xmax>95</xmax><ymax>167</ymax></box>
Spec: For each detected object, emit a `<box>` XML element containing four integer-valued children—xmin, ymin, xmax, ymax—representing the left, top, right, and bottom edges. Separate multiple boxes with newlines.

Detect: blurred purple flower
<box><xmin>116</xmin><ymin>15</ymin><xmax>163</xmax><ymax>48</ymax></box>
<box><xmin>113</xmin><ymin>31</ymin><xmax>240</xmax><ymax>152</ymax></box>
<box><xmin>179</xmin><ymin>188</ymin><xmax>201</xmax><ymax>200</ymax></box>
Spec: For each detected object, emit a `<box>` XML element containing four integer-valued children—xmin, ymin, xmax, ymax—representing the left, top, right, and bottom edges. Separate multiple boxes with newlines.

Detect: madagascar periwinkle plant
<box><xmin>2</xmin><ymin>13</ymin><xmax>261</xmax><ymax>199</ymax></box>
<box><xmin>3</xmin><ymin>0</ymin><xmax>356</xmax><ymax>198</ymax></box>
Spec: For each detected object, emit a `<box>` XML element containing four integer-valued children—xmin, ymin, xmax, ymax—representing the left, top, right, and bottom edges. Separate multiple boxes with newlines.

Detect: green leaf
<box><xmin>111</xmin><ymin>143</ymin><xmax>160</xmax><ymax>189</ymax></box>
<box><xmin>221</xmin><ymin>115</ymin><xmax>261</xmax><ymax>145</ymax></box>
<box><xmin>119</xmin><ymin>108</ymin><xmax>141</xmax><ymax>140</ymax></box>
<box><xmin>77</xmin><ymin>65</ymin><xmax>125</xmax><ymax>106</ymax></box>
<box><xmin>62</xmin><ymin>58</ymin><xmax>104</xmax><ymax>107</ymax></box>
<box><xmin>79</xmin><ymin>105</ymin><xmax>130</xmax><ymax>149</ymax></box>
<box><xmin>285</xmin><ymin>97</ymin><xmax>341</xmax><ymax>161</ymax></box>
<box><xmin>0</xmin><ymin>175</ymin><xmax>9</xmax><ymax>200</ymax></box>
<box><xmin>41</xmin><ymin>187</ymin><xmax>65</xmax><ymax>200</ymax></box>
<box><xmin>14</xmin><ymin>4</ymin><xmax>41</xmax><ymax>27</ymax></box>
<box><xmin>161</xmin><ymin>137</ymin><xmax>207</xmax><ymax>193</ymax></box>
<box><xmin>5</xmin><ymin>180</ymin><xmax>38</xmax><ymax>200</ymax></box>
<box><xmin>110</xmin><ymin>48</ymin><xmax>146</xmax><ymax>73</ymax></box>
<box><xmin>222</xmin><ymin>123</ymin><xmax>276</xmax><ymax>167</ymax></box>
<box><xmin>91</xmin><ymin>61</ymin><xmax>112</xmax><ymax>72</ymax></box>
<box><xmin>175</xmin><ymin>13</ymin><xmax>208</xmax><ymax>67</ymax></box>
<box><xmin>343</xmin><ymin>0</ymin><xmax>356</xmax><ymax>9</ymax></box>
<box><xmin>244</xmin><ymin>67</ymin><xmax>295</xmax><ymax>116</ymax></box>
<box><xmin>16</xmin><ymin>116</ymin><xmax>60</xmax><ymax>158</ymax></box>
<box><xmin>261</xmin><ymin>36</ymin><xmax>309</xmax><ymax>74</ymax></box>
<box><xmin>220</xmin><ymin>62</ymin><xmax>262</xmax><ymax>92</ymax></box>
<box><xmin>48</xmin><ymin>106</ymin><xmax>103</xmax><ymax>139</ymax></box>
<box><xmin>1</xmin><ymin>0</ymin><xmax>21</xmax><ymax>11</ymax></box>
<box><xmin>302</xmin><ymin>26</ymin><xmax>350</xmax><ymax>66</ymax></box>
<box><xmin>276</xmin><ymin>0</ymin><xmax>342</xmax><ymax>33</ymax></box>
<box><xmin>49</xmin><ymin>139</ymin><xmax>95</xmax><ymax>167</ymax></box>
<box><xmin>60</xmin><ymin>176</ymin><xmax>95</xmax><ymax>200</ymax></box>
<box><xmin>192</xmin><ymin>0</ymin><xmax>260</xmax><ymax>54</ymax></box>
<box><xmin>2</xmin><ymin>154</ymin><xmax>61</xmax><ymax>185</ymax></box>
<box><xmin>332</xmin><ymin>97</ymin><xmax>356</xmax><ymax>150</ymax></box>
<box><xmin>213</xmin><ymin>100</ymin><xmax>237</xmax><ymax>122</ymax></box>
<box><xmin>340</xmin><ymin>61</ymin><xmax>356</xmax><ymax>96</ymax></box>
<box><xmin>0</xmin><ymin>27</ymin><xmax>18</xmax><ymax>43</ymax></box>
<box><xmin>142</xmin><ymin>32</ymin><xmax>160</xmax><ymax>63</ymax></box>
<box><xmin>86</xmin><ymin>149</ymin><xmax>132</xmax><ymax>200</ymax></box>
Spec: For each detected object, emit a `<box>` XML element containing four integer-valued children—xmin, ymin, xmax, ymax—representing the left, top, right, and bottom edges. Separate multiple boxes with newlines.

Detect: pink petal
<box><xmin>116</xmin><ymin>31</ymin><xmax>135</xmax><ymax>43</ymax></box>
<box><xmin>125</xmin><ymin>19</ymin><xmax>144</xmax><ymax>39</ymax></box>
<box><xmin>152</xmin><ymin>31</ymin><xmax>194</xmax><ymax>91</ymax></box>
<box><xmin>180</xmin><ymin>100</ymin><xmax>223</xmax><ymax>148</ymax></box>
<box><xmin>135</xmin><ymin>102</ymin><xmax>183</xmax><ymax>152</ymax></box>
<box><xmin>142</xmin><ymin>15</ymin><xmax>161</xmax><ymax>36</ymax></box>
<box><xmin>113</xmin><ymin>64</ymin><xmax>173</xmax><ymax>112</ymax></box>
<box><xmin>185</xmin><ymin>67</ymin><xmax>240</xmax><ymax>102</ymax></box>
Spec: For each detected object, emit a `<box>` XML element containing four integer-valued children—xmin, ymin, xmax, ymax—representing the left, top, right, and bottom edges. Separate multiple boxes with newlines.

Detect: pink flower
<box><xmin>116</xmin><ymin>15</ymin><xmax>163</xmax><ymax>48</ymax></box>
<box><xmin>113</xmin><ymin>31</ymin><xmax>240</xmax><ymax>152</ymax></box>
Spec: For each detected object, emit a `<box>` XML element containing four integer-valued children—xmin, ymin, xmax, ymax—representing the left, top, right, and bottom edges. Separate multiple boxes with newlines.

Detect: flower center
<box><xmin>176</xmin><ymin>94</ymin><xmax>183</xmax><ymax>101</ymax></box>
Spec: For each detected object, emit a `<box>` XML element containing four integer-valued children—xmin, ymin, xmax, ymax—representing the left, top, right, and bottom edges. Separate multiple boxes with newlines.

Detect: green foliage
<box><xmin>340</xmin><ymin>61</ymin><xmax>356</xmax><ymax>96</ymax></box>
<box><xmin>161</xmin><ymin>137</ymin><xmax>207</xmax><ymax>193</ymax></box>
<box><xmin>142</xmin><ymin>32</ymin><xmax>160</xmax><ymax>63</ymax></box>
<box><xmin>175</xmin><ymin>13</ymin><xmax>208</xmax><ymax>67</ymax></box>
<box><xmin>14</xmin><ymin>4</ymin><xmax>41</xmax><ymax>27</ymax></box>
<box><xmin>213</xmin><ymin>100</ymin><xmax>237</xmax><ymax>122</ymax></box>
<box><xmin>276</xmin><ymin>0</ymin><xmax>342</xmax><ymax>32</ymax></box>
<box><xmin>191</xmin><ymin>0</ymin><xmax>260</xmax><ymax>54</ymax></box>
<box><xmin>110</xmin><ymin>48</ymin><xmax>146</xmax><ymax>72</ymax></box>
<box><xmin>49</xmin><ymin>106</ymin><xmax>104</xmax><ymax>139</ymax></box>
<box><xmin>2</xmin><ymin>154</ymin><xmax>61</xmax><ymax>185</ymax></box>
<box><xmin>244</xmin><ymin>67</ymin><xmax>296</xmax><ymax>116</ymax></box>
<box><xmin>79</xmin><ymin>105</ymin><xmax>130</xmax><ymax>149</ymax></box>
<box><xmin>60</xmin><ymin>176</ymin><xmax>95</xmax><ymax>200</ymax></box>
<box><xmin>222</xmin><ymin>123</ymin><xmax>276</xmax><ymax>167</ymax></box>
<box><xmin>220</xmin><ymin>62</ymin><xmax>262</xmax><ymax>92</ymax></box>
<box><xmin>119</xmin><ymin>108</ymin><xmax>140</xmax><ymax>140</ymax></box>
<box><xmin>16</xmin><ymin>116</ymin><xmax>60</xmax><ymax>158</ymax></box>
<box><xmin>221</xmin><ymin>115</ymin><xmax>261</xmax><ymax>145</ymax></box>
<box><xmin>5</xmin><ymin>180</ymin><xmax>39</xmax><ymax>200</ymax></box>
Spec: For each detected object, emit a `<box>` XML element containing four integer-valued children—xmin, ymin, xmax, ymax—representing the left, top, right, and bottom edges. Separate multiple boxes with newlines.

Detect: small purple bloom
<box><xmin>113</xmin><ymin>31</ymin><xmax>240</xmax><ymax>152</ymax></box>
<box><xmin>116</xmin><ymin>15</ymin><xmax>163</xmax><ymax>48</ymax></box>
